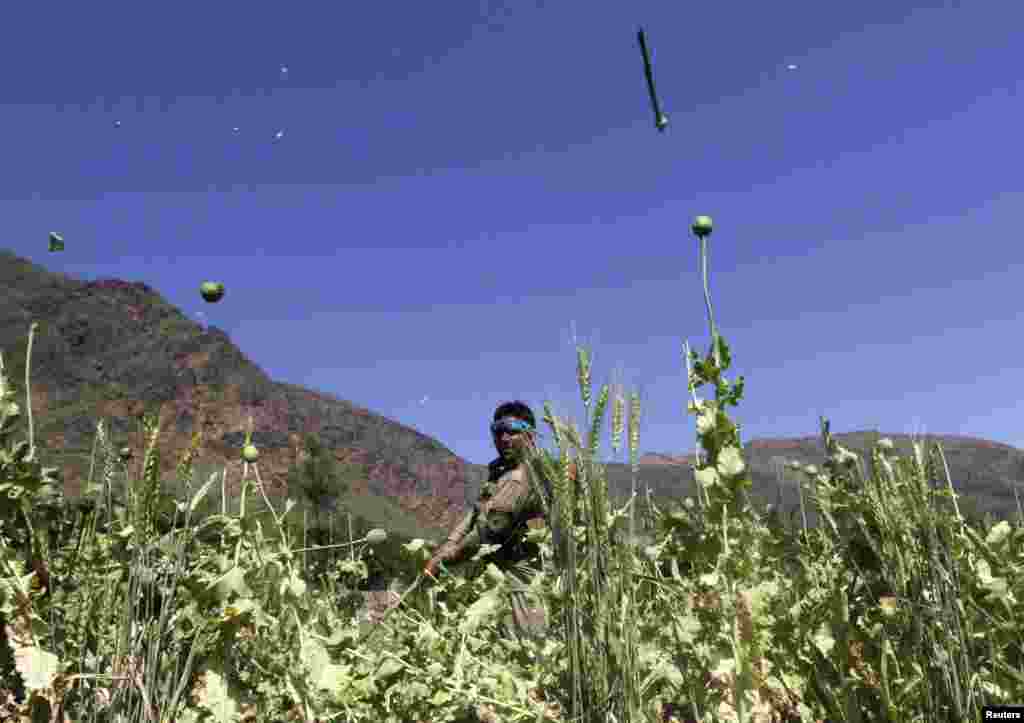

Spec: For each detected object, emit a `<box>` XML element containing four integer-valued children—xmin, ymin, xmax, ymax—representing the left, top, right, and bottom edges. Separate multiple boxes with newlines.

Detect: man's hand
<box><xmin>424</xmin><ymin>557</ymin><xmax>442</xmax><ymax>579</ymax></box>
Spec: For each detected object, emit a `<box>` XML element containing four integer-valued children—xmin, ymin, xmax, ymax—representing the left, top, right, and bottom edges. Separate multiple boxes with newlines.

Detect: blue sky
<box><xmin>2</xmin><ymin>1</ymin><xmax>1022</xmax><ymax>465</ymax></box>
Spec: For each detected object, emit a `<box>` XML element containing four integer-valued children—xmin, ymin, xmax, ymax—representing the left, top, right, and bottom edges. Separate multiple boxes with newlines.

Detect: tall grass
<box><xmin>0</xmin><ymin>326</ymin><xmax>390</xmax><ymax>722</ymax></box>
<box><xmin>510</xmin><ymin>214</ymin><xmax>1023</xmax><ymax>722</ymax></box>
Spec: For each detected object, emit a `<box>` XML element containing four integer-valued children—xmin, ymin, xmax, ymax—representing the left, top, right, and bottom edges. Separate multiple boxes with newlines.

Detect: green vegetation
<box><xmin>157</xmin><ymin>318</ymin><xmax>194</xmax><ymax>338</ymax></box>
<box><xmin>0</xmin><ymin>215</ymin><xmax>1022</xmax><ymax>722</ymax></box>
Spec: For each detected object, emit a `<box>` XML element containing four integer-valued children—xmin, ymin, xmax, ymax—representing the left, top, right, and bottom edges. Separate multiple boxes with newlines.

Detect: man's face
<box><xmin>492</xmin><ymin>417</ymin><xmax>533</xmax><ymax>462</ymax></box>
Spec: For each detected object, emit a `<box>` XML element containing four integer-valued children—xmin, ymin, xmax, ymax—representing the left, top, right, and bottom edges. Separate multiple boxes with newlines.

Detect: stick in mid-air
<box><xmin>637</xmin><ymin>27</ymin><xmax>668</xmax><ymax>133</ymax></box>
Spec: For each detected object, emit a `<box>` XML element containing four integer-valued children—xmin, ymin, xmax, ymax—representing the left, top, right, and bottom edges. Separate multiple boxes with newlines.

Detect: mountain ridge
<box><xmin>1</xmin><ymin>249</ymin><xmax>480</xmax><ymax>539</ymax></box>
<box><xmin>3</xmin><ymin>248</ymin><xmax>1021</xmax><ymax>541</ymax></box>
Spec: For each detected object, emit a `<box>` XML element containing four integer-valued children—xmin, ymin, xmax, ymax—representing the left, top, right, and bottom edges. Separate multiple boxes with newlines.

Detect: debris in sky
<box><xmin>48</xmin><ymin>232</ymin><xmax>64</xmax><ymax>252</ymax></box>
<box><xmin>637</xmin><ymin>27</ymin><xmax>668</xmax><ymax>133</ymax></box>
<box><xmin>113</xmin><ymin>119</ymin><xmax>122</xmax><ymax>128</ymax></box>
<box><xmin>273</xmin><ymin>130</ymin><xmax>285</xmax><ymax>142</ymax></box>
<box><xmin>232</xmin><ymin>126</ymin><xmax>240</xmax><ymax>134</ymax></box>
<box><xmin>280</xmin><ymin>65</ymin><xmax>289</xmax><ymax>79</ymax></box>
<box><xmin>418</xmin><ymin>395</ymin><xmax>430</xmax><ymax>406</ymax></box>
<box><xmin>787</xmin><ymin>63</ymin><xmax>798</xmax><ymax>71</ymax></box>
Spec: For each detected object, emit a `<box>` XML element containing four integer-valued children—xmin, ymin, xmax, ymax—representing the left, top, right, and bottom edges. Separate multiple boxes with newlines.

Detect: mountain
<box><xmin>619</xmin><ymin>431</ymin><xmax>1024</xmax><ymax>530</ymax></box>
<box><xmin>0</xmin><ymin>249</ymin><xmax>483</xmax><ymax>541</ymax></box>
<box><xmin>3</xmin><ymin>249</ymin><xmax>1022</xmax><ymax>546</ymax></box>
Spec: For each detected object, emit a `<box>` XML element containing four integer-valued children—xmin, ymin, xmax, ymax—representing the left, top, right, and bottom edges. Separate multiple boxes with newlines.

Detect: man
<box><xmin>425</xmin><ymin>400</ymin><xmax>566</xmax><ymax>642</ymax></box>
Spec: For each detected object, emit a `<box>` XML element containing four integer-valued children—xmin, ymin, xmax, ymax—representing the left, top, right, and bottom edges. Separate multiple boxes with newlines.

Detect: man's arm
<box><xmin>431</xmin><ymin>470</ymin><xmax>535</xmax><ymax>568</ymax></box>
<box><xmin>431</xmin><ymin>505</ymin><xmax>483</xmax><ymax>567</ymax></box>
<box><xmin>486</xmin><ymin>461</ymin><xmax>579</xmax><ymax>536</ymax></box>
<box><xmin>478</xmin><ymin>465</ymin><xmax>553</xmax><ymax>546</ymax></box>
<box><xmin>431</xmin><ymin>462</ymin><xmax>577</xmax><ymax>569</ymax></box>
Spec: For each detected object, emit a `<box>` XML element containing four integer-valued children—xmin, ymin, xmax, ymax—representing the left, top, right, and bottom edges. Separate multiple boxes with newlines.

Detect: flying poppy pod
<box><xmin>200</xmin><ymin>282</ymin><xmax>225</xmax><ymax>303</ymax></box>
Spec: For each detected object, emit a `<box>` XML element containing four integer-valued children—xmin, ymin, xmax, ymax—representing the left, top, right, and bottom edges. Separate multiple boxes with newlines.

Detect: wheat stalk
<box><xmin>610</xmin><ymin>378</ymin><xmax>625</xmax><ymax>460</ymax></box>
<box><xmin>139</xmin><ymin>408</ymin><xmax>163</xmax><ymax>539</ymax></box>
<box><xmin>574</xmin><ymin>339</ymin><xmax>592</xmax><ymax>415</ymax></box>
<box><xmin>97</xmin><ymin>420</ymin><xmax>118</xmax><ymax>526</ymax></box>
<box><xmin>587</xmin><ymin>385</ymin><xmax>611</xmax><ymax>564</ymax></box>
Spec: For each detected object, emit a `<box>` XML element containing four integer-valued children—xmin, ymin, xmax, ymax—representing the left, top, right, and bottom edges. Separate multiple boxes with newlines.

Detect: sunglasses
<box><xmin>490</xmin><ymin>417</ymin><xmax>534</xmax><ymax>436</ymax></box>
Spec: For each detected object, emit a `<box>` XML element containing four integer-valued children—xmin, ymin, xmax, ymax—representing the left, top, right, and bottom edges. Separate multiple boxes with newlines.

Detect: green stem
<box><xmin>26</xmin><ymin>323</ymin><xmax>37</xmax><ymax>455</ymax></box>
<box><xmin>699</xmin><ymin>237</ymin><xmax>720</xmax><ymax>369</ymax></box>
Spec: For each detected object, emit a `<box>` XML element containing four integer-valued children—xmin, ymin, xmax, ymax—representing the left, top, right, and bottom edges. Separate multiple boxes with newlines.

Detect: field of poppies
<box><xmin>0</xmin><ymin>216</ymin><xmax>1021</xmax><ymax>722</ymax></box>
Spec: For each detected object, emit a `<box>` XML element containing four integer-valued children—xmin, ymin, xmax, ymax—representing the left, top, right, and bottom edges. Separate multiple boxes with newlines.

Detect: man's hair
<box><xmin>493</xmin><ymin>400</ymin><xmax>536</xmax><ymax>430</ymax></box>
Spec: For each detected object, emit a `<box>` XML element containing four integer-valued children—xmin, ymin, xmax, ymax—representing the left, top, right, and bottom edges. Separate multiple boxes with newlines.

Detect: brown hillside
<box><xmin>0</xmin><ymin>249</ymin><xmax>483</xmax><ymax>538</ymax></box>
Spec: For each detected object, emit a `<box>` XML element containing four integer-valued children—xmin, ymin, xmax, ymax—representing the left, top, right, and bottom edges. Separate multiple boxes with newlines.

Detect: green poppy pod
<box><xmin>200</xmin><ymin>282</ymin><xmax>225</xmax><ymax>304</ymax></box>
<box><xmin>242</xmin><ymin>444</ymin><xmax>259</xmax><ymax>463</ymax></box>
<box><xmin>484</xmin><ymin>564</ymin><xmax>505</xmax><ymax>585</ymax></box>
<box><xmin>691</xmin><ymin>216</ymin><xmax>713</xmax><ymax>239</ymax></box>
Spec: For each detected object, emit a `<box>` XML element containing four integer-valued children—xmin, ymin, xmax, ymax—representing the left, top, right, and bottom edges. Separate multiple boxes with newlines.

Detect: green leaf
<box><xmin>404</xmin><ymin>539</ymin><xmax>427</xmax><ymax>554</ymax></box>
<box><xmin>694</xmin><ymin>466</ymin><xmax>719</xmax><ymax>489</ymax></box>
<box><xmin>460</xmin><ymin>591</ymin><xmax>504</xmax><ymax>634</ymax></box>
<box><xmin>699</xmin><ymin>572</ymin><xmax>720</xmax><ymax>587</ymax></box>
<box><xmin>378</xmin><ymin>658</ymin><xmax>404</xmax><ymax>679</ymax></box>
<box><xmin>673</xmin><ymin>612</ymin><xmax>701</xmax><ymax>644</ymax></box>
<box><xmin>301</xmin><ymin>638</ymin><xmax>348</xmax><ymax>691</ymax></box>
<box><xmin>716</xmin><ymin>336</ymin><xmax>733</xmax><ymax>370</ymax></box>
<box><xmin>431</xmin><ymin>689</ymin><xmax>454</xmax><ymax>706</ymax></box>
<box><xmin>313</xmin><ymin>627</ymin><xmax>351</xmax><ymax>647</ymax></box>
<box><xmin>192</xmin><ymin>664</ymin><xmax>242</xmax><ymax>721</ymax></box>
<box><xmin>812</xmin><ymin>623</ymin><xmax>836</xmax><ymax>657</ymax></box>
<box><xmin>986</xmin><ymin>520</ymin><xmax>1012</xmax><ymax>547</ymax></box>
<box><xmin>404</xmin><ymin>681</ymin><xmax>430</xmax><ymax>700</ymax></box>
<box><xmin>14</xmin><ymin>645</ymin><xmax>58</xmax><ymax>690</ymax></box>
<box><xmin>208</xmin><ymin>566</ymin><xmax>252</xmax><ymax>602</ymax></box>
<box><xmin>282</xmin><ymin>574</ymin><xmax>307</xmax><ymax>600</ymax></box>
<box><xmin>716</xmin><ymin>446</ymin><xmax>746</xmax><ymax>478</ymax></box>
<box><xmin>221</xmin><ymin>598</ymin><xmax>256</xmax><ymax>622</ymax></box>
<box><xmin>190</xmin><ymin>473</ymin><xmax>218</xmax><ymax>515</ymax></box>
